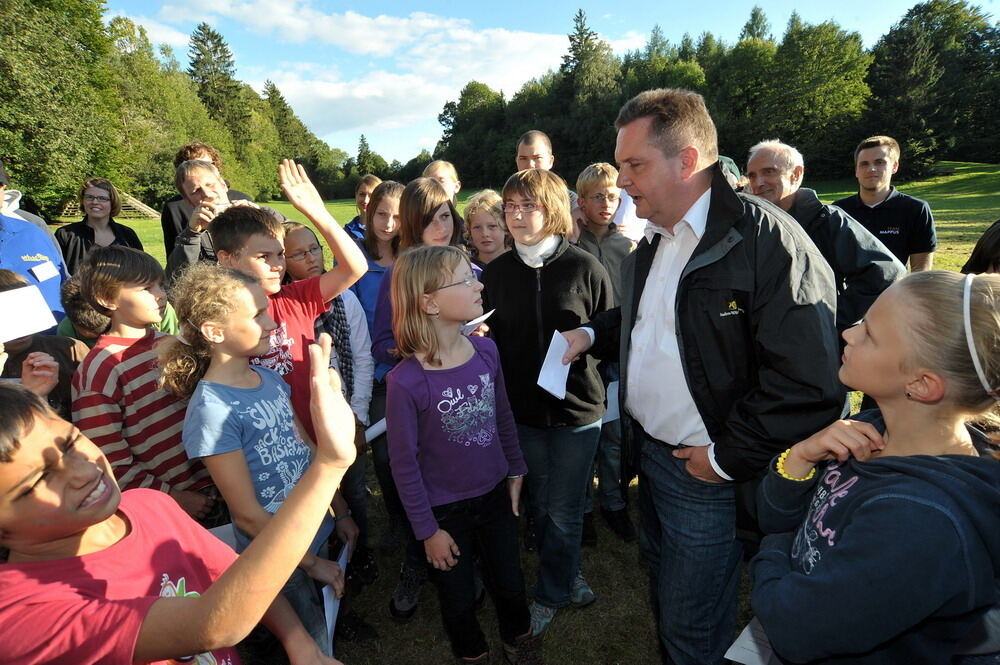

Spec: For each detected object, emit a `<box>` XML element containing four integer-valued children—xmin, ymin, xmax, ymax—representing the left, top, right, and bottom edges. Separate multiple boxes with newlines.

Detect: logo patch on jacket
<box><xmin>719</xmin><ymin>300</ymin><xmax>744</xmax><ymax>318</ymax></box>
<box><xmin>20</xmin><ymin>253</ymin><xmax>49</xmax><ymax>262</ymax></box>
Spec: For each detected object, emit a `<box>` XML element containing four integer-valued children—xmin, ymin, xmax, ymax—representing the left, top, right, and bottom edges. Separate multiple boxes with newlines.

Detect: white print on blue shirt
<box><xmin>436</xmin><ymin>372</ymin><xmax>497</xmax><ymax>447</ymax></box>
<box><xmin>791</xmin><ymin>461</ymin><xmax>861</xmax><ymax>575</ymax></box>
<box><xmin>236</xmin><ymin>393</ymin><xmax>310</xmax><ymax>512</ymax></box>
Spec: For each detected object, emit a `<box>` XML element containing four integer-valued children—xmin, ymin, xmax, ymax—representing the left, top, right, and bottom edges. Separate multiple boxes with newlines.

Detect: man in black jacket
<box><xmin>745</xmin><ymin>139</ymin><xmax>905</xmax><ymax>332</ymax></box>
<box><xmin>561</xmin><ymin>89</ymin><xmax>844</xmax><ymax>665</ymax></box>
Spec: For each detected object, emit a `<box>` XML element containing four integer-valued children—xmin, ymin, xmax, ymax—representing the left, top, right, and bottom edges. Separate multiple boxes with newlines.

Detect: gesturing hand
<box><xmin>279</xmin><ymin>159</ymin><xmax>326</xmax><ymax>219</ymax></box>
<box><xmin>308</xmin><ymin>334</ymin><xmax>357</xmax><ymax>471</ymax></box>
<box><xmin>20</xmin><ymin>351</ymin><xmax>59</xmax><ymax>398</ymax></box>
<box><xmin>783</xmin><ymin>419</ymin><xmax>886</xmax><ymax>479</ymax></box>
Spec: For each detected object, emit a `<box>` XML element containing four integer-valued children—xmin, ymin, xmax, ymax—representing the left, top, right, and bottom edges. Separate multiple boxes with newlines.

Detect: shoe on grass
<box><xmin>389</xmin><ymin>561</ymin><xmax>425</xmax><ymax>620</ymax></box>
<box><xmin>503</xmin><ymin>633</ymin><xmax>545</xmax><ymax>665</ymax></box>
<box><xmin>581</xmin><ymin>512</ymin><xmax>597</xmax><ymax>548</ymax></box>
<box><xmin>570</xmin><ymin>572</ymin><xmax>596</xmax><ymax>608</ymax></box>
<box><xmin>601</xmin><ymin>506</ymin><xmax>637</xmax><ymax>542</ymax></box>
<box><xmin>529</xmin><ymin>601</ymin><xmax>557</xmax><ymax>637</ymax></box>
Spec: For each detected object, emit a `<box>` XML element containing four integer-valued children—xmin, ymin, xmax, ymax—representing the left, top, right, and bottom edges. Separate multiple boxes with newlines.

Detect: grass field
<box><xmin>56</xmin><ymin>161</ymin><xmax>1000</xmax><ymax>664</ymax></box>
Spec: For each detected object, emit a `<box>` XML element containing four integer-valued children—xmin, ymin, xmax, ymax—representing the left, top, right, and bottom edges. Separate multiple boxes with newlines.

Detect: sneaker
<box><xmin>529</xmin><ymin>601</ymin><xmax>557</xmax><ymax>637</ymax></box>
<box><xmin>601</xmin><ymin>507</ymin><xmax>637</xmax><ymax>542</ymax></box>
<box><xmin>581</xmin><ymin>512</ymin><xmax>597</xmax><ymax>548</ymax></box>
<box><xmin>523</xmin><ymin>516</ymin><xmax>536</xmax><ymax>553</ymax></box>
<box><xmin>503</xmin><ymin>633</ymin><xmax>545</xmax><ymax>665</ymax></box>
<box><xmin>334</xmin><ymin>609</ymin><xmax>378</xmax><ymax>647</ymax></box>
<box><xmin>389</xmin><ymin>561</ymin><xmax>424</xmax><ymax>620</ymax></box>
<box><xmin>570</xmin><ymin>572</ymin><xmax>596</xmax><ymax>608</ymax></box>
<box><xmin>347</xmin><ymin>545</ymin><xmax>379</xmax><ymax>588</ymax></box>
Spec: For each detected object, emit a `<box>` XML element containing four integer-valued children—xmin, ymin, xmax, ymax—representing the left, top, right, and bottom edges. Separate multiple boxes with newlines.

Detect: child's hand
<box><xmin>279</xmin><ymin>159</ymin><xmax>328</xmax><ymax>220</ymax></box>
<box><xmin>785</xmin><ymin>419</ymin><xmax>886</xmax><ymax>477</ymax></box>
<box><xmin>308</xmin><ymin>334</ymin><xmax>357</xmax><ymax>470</ymax></box>
<box><xmin>20</xmin><ymin>351</ymin><xmax>59</xmax><ymax>398</ymax></box>
<box><xmin>424</xmin><ymin>529</ymin><xmax>460</xmax><ymax>571</ymax></box>
<box><xmin>508</xmin><ymin>476</ymin><xmax>523</xmax><ymax>517</ymax></box>
<box><xmin>304</xmin><ymin>556</ymin><xmax>345</xmax><ymax>597</ymax></box>
<box><xmin>335</xmin><ymin>514</ymin><xmax>359</xmax><ymax>559</ymax></box>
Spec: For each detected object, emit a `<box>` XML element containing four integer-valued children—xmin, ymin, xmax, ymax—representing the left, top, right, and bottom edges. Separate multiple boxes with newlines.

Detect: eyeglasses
<box><xmin>503</xmin><ymin>202</ymin><xmax>540</xmax><ymax>214</ymax></box>
<box><xmin>431</xmin><ymin>275</ymin><xmax>479</xmax><ymax>291</ymax></box>
<box><xmin>587</xmin><ymin>193</ymin><xmax>620</xmax><ymax>203</ymax></box>
<box><xmin>286</xmin><ymin>246</ymin><xmax>323</xmax><ymax>262</ymax></box>
<box><xmin>83</xmin><ymin>195</ymin><xmax>111</xmax><ymax>203</ymax></box>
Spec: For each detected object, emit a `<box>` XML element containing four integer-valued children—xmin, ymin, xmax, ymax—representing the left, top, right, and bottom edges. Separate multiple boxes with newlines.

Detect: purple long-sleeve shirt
<box><xmin>386</xmin><ymin>335</ymin><xmax>527</xmax><ymax>540</ymax></box>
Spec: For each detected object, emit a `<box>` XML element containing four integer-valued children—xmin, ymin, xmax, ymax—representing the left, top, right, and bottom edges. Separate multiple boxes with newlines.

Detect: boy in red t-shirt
<box><xmin>0</xmin><ymin>336</ymin><xmax>356</xmax><ymax>665</ymax></box>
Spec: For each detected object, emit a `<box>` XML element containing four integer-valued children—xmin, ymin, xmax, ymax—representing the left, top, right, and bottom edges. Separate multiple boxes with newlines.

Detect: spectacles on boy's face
<box><xmin>286</xmin><ymin>246</ymin><xmax>322</xmax><ymax>262</ymax></box>
<box><xmin>431</xmin><ymin>275</ymin><xmax>480</xmax><ymax>291</ymax></box>
<box><xmin>83</xmin><ymin>195</ymin><xmax>111</xmax><ymax>203</ymax></box>
<box><xmin>503</xmin><ymin>202</ymin><xmax>540</xmax><ymax>214</ymax></box>
<box><xmin>586</xmin><ymin>193</ymin><xmax>619</xmax><ymax>203</ymax></box>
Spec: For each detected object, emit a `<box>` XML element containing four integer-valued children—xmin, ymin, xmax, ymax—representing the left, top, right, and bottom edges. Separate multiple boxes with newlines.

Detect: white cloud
<box><xmin>606</xmin><ymin>30</ymin><xmax>647</xmax><ymax>55</ymax></box>
<box><xmin>105</xmin><ymin>11</ymin><xmax>190</xmax><ymax>47</ymax></box>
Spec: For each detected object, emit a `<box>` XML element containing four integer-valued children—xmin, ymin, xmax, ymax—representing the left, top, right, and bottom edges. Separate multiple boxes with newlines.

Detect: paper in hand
<box><xmin>461</xmin><ymin>309</ymin><xmax>495</xmax><ymax>336</ymax></box>
<box><xmin>725</xmin><ymin>617</ymin><xmax>780</xmax><ymax>665</ymax></box>
<box><xmin>324</xmin><ymin>543</ymin><xmax>351</xmax><ymax>655</ymax></box>
<box><xmin>536</xmin><ymin>331</ymin><xmax>571</xmax><ymax>399</ymax></box>
<box><xmin>0</xmin><ymin>285</ymin><xmax>57</xmax><ymax>342</ymax></box>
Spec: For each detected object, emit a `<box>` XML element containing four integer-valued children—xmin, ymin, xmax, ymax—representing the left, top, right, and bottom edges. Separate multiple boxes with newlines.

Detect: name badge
<box><xmin>30</xmin><ymin>260</ymin><xmax>60</xmax><ymax>282</ymax></box>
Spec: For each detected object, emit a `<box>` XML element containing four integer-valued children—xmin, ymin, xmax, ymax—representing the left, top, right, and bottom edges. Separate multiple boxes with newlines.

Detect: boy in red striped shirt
<box><xmin>71</xmin><ymin>246</ymin><xmax>218</xmax><ymax>522</ymax></box>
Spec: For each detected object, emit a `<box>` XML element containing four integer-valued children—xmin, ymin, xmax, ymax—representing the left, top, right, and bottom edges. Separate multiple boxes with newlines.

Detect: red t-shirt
<box><xmin>0</xmin><ymin>489</ymin><xmax>240</xmax><ymax>665</ymax></box>
<box><xmin>251</xmin><ymin>276</ymin><xmax>326</xmax><ymax>441</ymax></box>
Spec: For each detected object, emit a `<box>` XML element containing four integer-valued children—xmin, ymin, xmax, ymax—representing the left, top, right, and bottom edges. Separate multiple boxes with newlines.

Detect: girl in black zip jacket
<box><xmin>482</xmin><ymin>169</ymin><xmax>612</xmax><ymax>635</ymax></box>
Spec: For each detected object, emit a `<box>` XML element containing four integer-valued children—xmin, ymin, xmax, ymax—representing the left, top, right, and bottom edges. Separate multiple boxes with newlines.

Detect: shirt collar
<box><xmin>643</xmin><ymin>188</ymin><xmax>711</xmax><ymax>244</ymax></box>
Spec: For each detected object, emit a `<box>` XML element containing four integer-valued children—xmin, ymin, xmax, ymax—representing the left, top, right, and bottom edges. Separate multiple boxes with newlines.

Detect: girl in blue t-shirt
<box><xmin>159</xmin><ymin>262</ymin><xmax>342</xmax><ymax>657</ymax></box>
<box><xmin>385</xmin><ymin>245</ymin><xmax>542</xmax><ymax>665</ymax></box>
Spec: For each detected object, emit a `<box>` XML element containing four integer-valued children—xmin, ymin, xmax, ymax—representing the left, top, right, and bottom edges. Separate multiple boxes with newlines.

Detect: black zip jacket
<box><xmin>54</xmin><ymin>218</ymin><xmax>143</xmax><ymax>275</ymax></box>
<box><xmin>588</xmin><ymin>164</ymin><xmax>844</xmax><ymax>484</ymax></box>
<box><xmin>482</xmin><ymin>236</ymin><xmax>612</xmax><ymax>428</ymax></box>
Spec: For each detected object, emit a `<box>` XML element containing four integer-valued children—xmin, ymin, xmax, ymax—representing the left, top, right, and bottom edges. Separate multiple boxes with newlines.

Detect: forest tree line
<box><xmin>1</xmin><ymin>0</ymin><xmax>997</xmax><ymax>217</ymax></box>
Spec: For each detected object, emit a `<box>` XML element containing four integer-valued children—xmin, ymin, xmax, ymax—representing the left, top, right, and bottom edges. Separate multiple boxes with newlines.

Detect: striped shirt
<box><xmin>72</xmin><ymin>330</ymin><xmax>211</xmax><ymax>492</ymax></box>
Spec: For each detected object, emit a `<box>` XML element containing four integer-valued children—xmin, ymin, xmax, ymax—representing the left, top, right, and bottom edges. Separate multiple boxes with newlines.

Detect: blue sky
<box><xmin>105</xmin><ymin>0</ymin><xmax>992</xmax><ymax>163</ymax></box>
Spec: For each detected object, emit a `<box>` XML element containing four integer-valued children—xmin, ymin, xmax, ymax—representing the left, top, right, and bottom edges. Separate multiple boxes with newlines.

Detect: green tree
<box><xmin>740</xmin><ymin>6</ymin><xmax>772</xmax><ymax>41</ymax></box>
<box><xmin>438</xmin><ymin>81</ymin><xmax>507</xmax><ymax>186</ymax></box>
<box><xmin>187</xmin><ymin>23</ymin><xmax>253</xmax><ymax>151</ymax></box>
<box><xmin>705</xmin><ymin>37</ymin><xmax>777</xmax><ymax>161</ymax></box>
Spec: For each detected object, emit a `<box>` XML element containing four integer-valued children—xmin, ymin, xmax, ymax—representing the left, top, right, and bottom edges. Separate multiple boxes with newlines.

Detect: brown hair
<box><xmin>391</xmin><ymin>245</ymin><xmax>468</xmax><ymax>366</ymax></box>
<box><xmin>615</xmin><ymin>88</ymin><xmax>718</xmax><ymax>163</ymax></box>
<box><xmin>962</xmin><ymin>221</ymin><xmax>1000</xmax><ymax>275</ymax></box>
<box><xmin>363</xmin><ymin>180</ymin><xmax>404</xmax><ymax>261</ymax></box>
<box><xmin>173</xmin><ymin>159</ymin><xmax>223</xmax><ymax>195</ymax></box>
<box><xmin>898</xmin><ymin>271</ymin><xmax>1000</xmax><ymax>418</ymax></box>
<box><xmin>516</xmin><ymin>130</ymin><xmax>552</xmax><ymax>152</ymax></box>
<box><xmin>78</xmin><ymin>178</ymin><xmax>122</xmax><ymax>218</ymax></box>
<box><xmin>397</xmin><ymin>177</ymin><xmax>463</xmax><ymax>251</ymax></box>
<box><xmin>502</xmin><ymin>169</ymin><xmax>573</xmax><ymax>238</ymax></box>
<box><xmin>0</xmin><ymin>269</ymin><xmax>27</xmax><ymax>292</ymax></box>
<box><xmin>209</xmin><ymin>205</ymin><xmax>285</xmax><ymax>257</ymax></box>
<box><xmin>853</xmin><ymin>135</ymin><xmax>900</xmax><ymax>164</ymax></box>
<box><xmin>173</xmin><ymin>142</ymin><xmax>223</xmax><ymax>170</ymax></box>
<box><xmin>158</xmin><ymin>262</ymin><xmax>259</xmax><ymax>397</ymax></box>
<box><xmin>0</xmin><ymin>383</ymin><xmax>55</xmax><ymax>463</ymax></box>
<box><xmin>78</xmin><ymin>246</ymin><xmax>165</xmax><ymax>316</ymax></box>
<box><xmin>356</xmin><ymin>174</ymin><xmax>383</xmax><ymax>193</ymax></box>
<box><xmin>60</xmin><ymin>275</ymin><xmax>111</xmax><ymax>337</ymax></box>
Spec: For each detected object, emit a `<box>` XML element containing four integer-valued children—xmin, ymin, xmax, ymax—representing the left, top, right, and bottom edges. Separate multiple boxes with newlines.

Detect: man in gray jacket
<box><xmin>746</xmin><ymin>140</ymin><xmax>905</xmax><ymax>331</ymax></box>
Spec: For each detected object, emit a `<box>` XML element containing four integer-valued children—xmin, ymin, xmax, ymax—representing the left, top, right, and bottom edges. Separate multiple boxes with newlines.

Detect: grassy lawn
<box><xmin>55</xmin><ymin>161</ymin><xmax>999</xmax><ymax>664</ymax></box>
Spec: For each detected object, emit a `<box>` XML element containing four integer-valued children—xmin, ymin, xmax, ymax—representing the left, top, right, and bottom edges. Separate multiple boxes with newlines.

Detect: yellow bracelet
<box><xmin>776</xmin><ymin>448</ymin><xmax>816</xmax><ymax>481</ymax></box>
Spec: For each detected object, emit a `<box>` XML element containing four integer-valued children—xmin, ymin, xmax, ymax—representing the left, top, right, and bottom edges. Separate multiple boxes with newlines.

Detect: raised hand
<box><xmin>279</xmin><ymin>159</ymin><xmax>327</xmax><ymax>219</ymax></box>
<box><xmin>308</xmin><ymin>334</ymin><xmax>357</xmax><ymax>470</ymax></box>
<box><xmin>20</xmin><ymin>351</ymin><xmax>59</xmax><ymax>398</ymax></box>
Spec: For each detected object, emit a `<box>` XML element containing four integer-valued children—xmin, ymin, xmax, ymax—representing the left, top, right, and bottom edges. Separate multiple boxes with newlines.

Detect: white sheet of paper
<box><xmin>30</xmin><ymin>260</ymin><xmax>60</xmax><ymax>282</ymax></box>
<box><xmin>364</xmin><ymin>418</ymin><xmax>386</xmax><ymax>444</ymax></box>
<box><xmin>603</xmin><ymin>380</ymin><xmax>620</xmax><ymax>423</ymax></box>
<box><xmin>725</xmin><ymin>617</ymin><xmax>780</xmax><ymax>665</ymax></box>
<box><xmin>536</xmin><ymin>331</ymin><xmax>570</xmax><ymax>399</ymax></box>
<box><xmin>461</xmin><ymin>308</ymin><xmax>495</xmax><ymax>336</ymax></box>
<box><xmin>324</xmin><ymin>544</ymin><xmax>351</xmax><ymax>654</ymax></box>
<box><xmin>0</xmin><ymin>285</ymin><xmax>57</xmax><ymax>342</ymax></box>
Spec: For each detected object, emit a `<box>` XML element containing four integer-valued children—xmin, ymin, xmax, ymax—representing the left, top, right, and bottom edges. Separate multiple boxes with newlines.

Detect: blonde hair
<box><xmin>398</xmin><ymin>177</ymin><xmax>463</xmax><ymax>250</ymax></box>
<box><xmin>898</xmin><ymin>271</ymin><xmax>1000</xmax><ymax>418</ymax></box>
<box><xmin>502</xmin><ymin>169</ymin><xmax>573</xmax><ymax>238</ymax></box>
<box><xmin>158</xmin><ymin>262</ymin><xmax>259</xmax><ymax>397</ymax></box>
<box><xmin>463</xmin><ymin>189</ymin><xmax>506</xmax><ymax>240</ymax></box>
<box><xmin>390</xmin><ymin>246</ymin><xmax>468</xmax><ymax>367</ymax></box>
<box><xmin>422</xmin><ymin>160</ymin><xmax>459</xmax><ymax>183</ymax></box>
<box><xmin>576</xmin><ymin>162</ymin><xmax>619</xmax><ymax>199</ymax></box>
<box><xmin>79</xmin><ymin>177</ymin><xmax>122</xmax><ymax>218</ymax></box>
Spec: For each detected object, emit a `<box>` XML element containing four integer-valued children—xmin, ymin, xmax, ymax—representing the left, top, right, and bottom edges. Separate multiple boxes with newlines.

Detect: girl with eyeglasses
<box><xmin>385</xmin><ymin>245</ymin><xmax>543</xmax><ymax>665</ymax></box>
<box><xmin>55</xmin><ymin>178</ymin><xmax>143</xmax><ymax>274</ymax></box>
<box><xmin>481</xmin><ymin>168</ymin><xmax>613</xmax><ymax>636</ymax></box>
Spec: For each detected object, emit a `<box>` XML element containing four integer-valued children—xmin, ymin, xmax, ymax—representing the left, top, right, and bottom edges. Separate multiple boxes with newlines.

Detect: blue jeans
<box><xmin>517</xmin><ymin>420</ymin><xmax>601</xmax><ymax>608</ymax></box>
<box><xmin>282</xmin><ymin>566</ymin><xmax>331</xmax><ymax>657</ymax></box>
<box><xmin>594</xmin><ymin>417</ymin><xmax>626</xmax><ymax>511</ymax></box>
<box><xmin>639</xmin><ymin>437</ymin><xmax>742</xmax><ymax>665</ymax></box>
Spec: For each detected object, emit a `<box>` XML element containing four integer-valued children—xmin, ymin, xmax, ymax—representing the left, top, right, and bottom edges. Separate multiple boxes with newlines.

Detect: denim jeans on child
<box><xmin>517</xmin><ymin>420</ymin><xmax>601</xmax><ymax>608</ymax></box>
<box><xmin>428</xmin><ymin>481</ymin><xmax>530</xmax><ymax>658</ymax></box>
<box><xmin>283</xmin><ymin>564</ymin><xmax>332</xmax><ymax>657</ymax></box>
<box><xmin>638</xmin><ymin>436</ymin><xmax>742</xmax><ymax>665</ymax></box>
